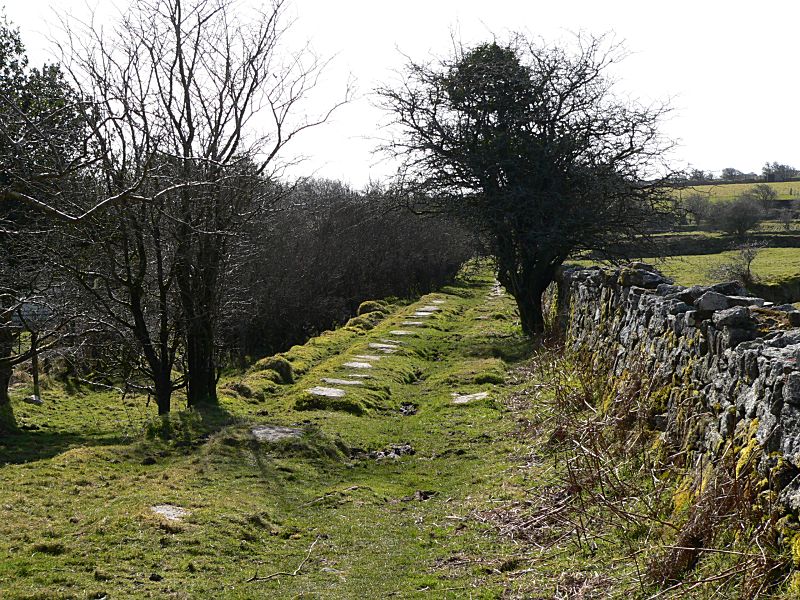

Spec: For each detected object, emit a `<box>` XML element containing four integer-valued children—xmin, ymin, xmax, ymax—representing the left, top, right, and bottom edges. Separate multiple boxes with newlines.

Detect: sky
<box><xmin>3</xmin><ymin>0</ymin><xmax>799</xmax><ymax>186</ymax></box>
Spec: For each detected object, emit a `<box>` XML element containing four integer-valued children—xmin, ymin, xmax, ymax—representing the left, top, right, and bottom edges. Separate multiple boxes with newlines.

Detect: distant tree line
<box><xmin>682</xmin><ymin>163</ymin><xmax>799</xmax><ymax>185</ymax></box>
<box><xmin>680</xmin><ymin>182</ymin><xmax>796</xmax><ymax>236</ymax></box>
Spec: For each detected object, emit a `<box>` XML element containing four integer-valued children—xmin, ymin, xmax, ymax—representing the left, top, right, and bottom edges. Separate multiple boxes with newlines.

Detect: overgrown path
<box><xmin>0</xmin><ymin>270</ymin><xmax>553</xmax><ymax>598</ymax></box>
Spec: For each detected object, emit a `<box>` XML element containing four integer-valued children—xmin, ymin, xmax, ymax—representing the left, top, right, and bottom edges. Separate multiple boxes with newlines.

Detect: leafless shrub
<box><xmin>707</xmin><ymin>242</ymin><xmax>766</xmax><ymax>288</ymax></box>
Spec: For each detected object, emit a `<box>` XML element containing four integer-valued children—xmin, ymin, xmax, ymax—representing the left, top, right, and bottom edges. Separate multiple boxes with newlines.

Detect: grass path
<box><xmin>0</xmin><ymin>270</ymin><xmax>548</xmax><ymax>599</ymax></box>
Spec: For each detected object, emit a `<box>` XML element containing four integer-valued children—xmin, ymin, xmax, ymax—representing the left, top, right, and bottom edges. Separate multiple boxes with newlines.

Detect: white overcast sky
<box><xmin>3</xmin><ymin>0</ymin><xmax>799</xmax><ymax>186</ymax></box>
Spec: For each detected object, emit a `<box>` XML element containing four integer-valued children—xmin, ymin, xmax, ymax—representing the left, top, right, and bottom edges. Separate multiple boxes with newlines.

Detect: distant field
<box><xmin>577</xmin><ymin>247</ymin><xmax>800</xmax><ymax>287</ymax></box>
<box><xmin>658</xmin><ymin>247</ymin><xmax>800</xmax><ymax>287</ymax></box>
<box><xmin>673</xmin><ymin>181</ymin><xmax>800</xmax><ymax>203</ymax></box>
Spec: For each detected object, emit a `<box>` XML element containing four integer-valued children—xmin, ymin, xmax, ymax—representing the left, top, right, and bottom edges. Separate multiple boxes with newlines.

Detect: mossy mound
<box><xmin>346</xmin><ymin>311</ymin><xmax>386</xmax><ymax>331</ymax></box>
<box><xmin>357</xmin><ymin>300</ymin><xmax>389</xmax><ymax>316</ymax></box>
<box><xmin>205</xmin><ymin>425</ymin><xmax>349</xmax><ymax>461</ymax></box>
<box><xmin>252</xmin><ymin>355</ymin><xmax>294</xmax><ymax>384</ymax></box>
<box><xmin>294</xmin><ymin>392</ymin><xmax>367</xmax><ymax>416</ymax></box>
<box><xmin>222</xmin><ymin>381</ymin><xmax>256</xmax><ymax>399</ymax></box>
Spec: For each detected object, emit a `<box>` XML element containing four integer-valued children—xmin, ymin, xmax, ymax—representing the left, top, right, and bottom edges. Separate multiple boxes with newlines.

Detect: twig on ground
<box><xmin>247</xmin><ymin>535</ymin><xmax>322</xmax><ymax>583</ymax></box>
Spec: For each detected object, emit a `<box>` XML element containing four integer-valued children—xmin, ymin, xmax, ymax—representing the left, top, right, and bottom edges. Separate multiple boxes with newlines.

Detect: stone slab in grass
<box><xmin>348</xmin><ymin>373</ymin><xmax>372</xmax><ymax>379</ymax></box>
<box><xmin>389</xmin><ymin>330</ymin><xmax>416</xmax><ymax>336</ymax></box>
<box><xmin>379</xmin><ymin>339</ymin><xmax>404</xmax><ymax>345</ymax></box>
<box><xmin>451</xmin><ymin>391</ymin><xmax>489</xmax><ymax>405</ymax></box>
<box><xmin>307</xmin><ymin>386</ymin><xmax>347</xmax><ymax>397</ymax></box>
<box><xmin>355</xmin><ymin>354</ymin><xmax>383</xmax><ymax>361</ymax></box>
<box><xmin>418</xmin><ymin>305</ymin><xmax>441</xmax><ymax>312</ymax></box>
<box><xmin>150</xmin><ymin>504</ymin><xmax>190</xmax><ymax>521</ymax></box>
<box><xmin>413</xmin><ymin>312</ymin><xmax>434</xmax><ymax>317</ymax></box>
<box><xmin>251</xmin><ymin>425</ymin><xmax>303</xmax><ymax>441</ymax></box>
<box><xmin>401</xmin><ymin>321</ymin><xmax>425</xmax><ymax>326</ymax></box>
<box><xmin>321</xmin><ymin>378</ymin><xmax>364</xmax><ymax>386</ymax></box>
<box><xmin>431</xmin><ymin>299</ymin><xmax>446</xmax><ymax>305</ymax></box>
<box><xmin>369</xmin><ymin>342</ymin><xmax>399</xmax><ymax>350</ymax></box>
<box><xmin>342</xmin><ymin>361</ymin><xmax>373</xmax><ymax>369</ymax></box>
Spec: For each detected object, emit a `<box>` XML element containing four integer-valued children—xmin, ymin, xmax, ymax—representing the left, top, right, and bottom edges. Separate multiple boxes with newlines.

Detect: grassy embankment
<box><xmin>656</xmin><ymin>247</ymin><xmax>800</xmax><ymax>287</ymax></box>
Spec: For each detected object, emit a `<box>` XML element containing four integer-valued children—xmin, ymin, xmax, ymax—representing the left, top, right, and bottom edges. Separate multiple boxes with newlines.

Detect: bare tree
<box><xmin>57</xmin><ymin>0</ymin><xmax>349</xmax><ymax>410</ymax></box>
<box><xmin>0</xmin><ymin>16</ymin><xmax>87</xmax><ymax>429</ymax></box>
<box><xmin>721</xmin><ymin>168</ymin><xmax>745</xmax><ymax>182</ymax></box>
<box><xmin>746</xmin><ymin>183</ymin><xmax>778</xmax><ymax>211</ymax></box>
<box><xmin>683</xmin><ymin>193</ymin><xmax>712</xmax><ymax>227</ymax></box>
<box><xmin>707</xmin><ymin>242</ymin><xmax>764</xmax><ymax>288</ymax></box>
<box><xmin>779</xmin><ymin>207</ymin><xmax>794</xmax><ymax>231</ymax></box>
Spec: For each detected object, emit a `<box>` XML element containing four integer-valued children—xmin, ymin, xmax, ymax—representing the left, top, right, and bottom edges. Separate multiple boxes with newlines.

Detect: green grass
<box><xmin>2</xmin><ymin>267</ymin><xmax>797</xmax><ymax>597</ymax></box>
<box><xmin>656</xmin><ymin>247</ymin><xmax>800</xmax><ymax>287</ymax></box>
<box><xmin>674</xmin><ymin>181</ymin><xmax>800</xmax><ymax>202</ymax></box>
<box><xmin>0</xmin><ymin>269</ymin><xmax>543</xmax><ymax>598</ymax></box>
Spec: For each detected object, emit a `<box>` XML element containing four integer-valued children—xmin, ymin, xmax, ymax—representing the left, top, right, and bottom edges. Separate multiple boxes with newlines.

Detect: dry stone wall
<box><xmin>559</xmin><ymin>263</ymin><xmax>800</xmax><ymax>509</ymax></box>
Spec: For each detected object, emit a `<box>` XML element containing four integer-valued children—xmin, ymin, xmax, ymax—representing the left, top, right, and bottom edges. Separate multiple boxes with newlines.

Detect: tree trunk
<box><xmin>497</xmin><ymin>256</ymin><xmax>551</xmax><ymax>338</ymax></box>
<box><xmin>185</xmin><ymin>318</ymin><xmax>217</xmax><ymax>408</ymax></box>
<box><xmin>30</xmin><ymin>330</ymin><xmax>40</xmax><ymax>400</ymax></box>
<box><xmin>515</xmin><ymin>284</ymin><xmax>546</xmax><ymax>337</ymax></box>
<box><xmin>0</xmin><ymin>317</ymin><xmax>15</xmax><ymax>430</ymax></box>
<box><xmin>0</xmin><ymin>361</ymin><xmax>14</xmax><ymax>431</ymax></box>
<box><xmin>154</xmin><ymin>371</ymin><xmax>172</xmax><ymax>416</ymax></box>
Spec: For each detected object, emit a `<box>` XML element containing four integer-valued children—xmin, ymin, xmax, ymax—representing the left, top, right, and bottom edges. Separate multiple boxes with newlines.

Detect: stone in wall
<box><xmin>559</xmin><ymin>263</ymin><xmax>800</xmax><ymax>507</ymax></box>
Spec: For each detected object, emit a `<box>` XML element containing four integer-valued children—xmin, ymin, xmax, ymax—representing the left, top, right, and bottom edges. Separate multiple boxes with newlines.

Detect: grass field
<box><xmin>655</xmin><ymin>247</ymin><xmax>800</xmax><ymax>287</ymax></box>
<box><xmin>673</xmin><ymin>181</ymin><xmax>800</xmax><ymax>203</ymax></box>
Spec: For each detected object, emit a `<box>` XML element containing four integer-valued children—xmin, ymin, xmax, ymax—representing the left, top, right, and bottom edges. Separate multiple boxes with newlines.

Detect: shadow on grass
<box><xmin>463</xmin><ymin>335</ymin><xmax>534</xmax><ymax>364</ymax></box>
<box><xmin>142</xmin><ymin>403</ymin><xmax>239</xmax><ymax>446</ymax></box>
<box><xmin>1</xmin><ymin>403</ymin><xmax>240</xmax><ymax>466</ymax></box>
<box><xmin>0</xmin><ymin>429</ymin><xmax>127</xmax><ymax>465</ymax></box>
